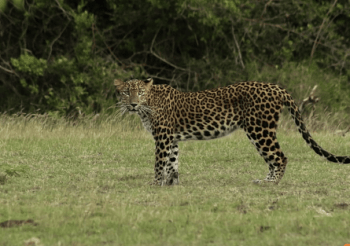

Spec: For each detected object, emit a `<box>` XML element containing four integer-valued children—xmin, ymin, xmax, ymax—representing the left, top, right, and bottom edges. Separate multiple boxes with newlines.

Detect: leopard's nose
<box><xmin>131</xmin><ymin>103</ymin><xmax>137</xmax><ymax>108</ymax></box>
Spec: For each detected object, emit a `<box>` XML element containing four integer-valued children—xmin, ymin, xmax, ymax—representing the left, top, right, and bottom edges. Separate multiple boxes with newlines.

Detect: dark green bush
<box><xmin>0</xmin><ymin>0</ymin><xmax>349</xmax><ymax>120</ymax></box>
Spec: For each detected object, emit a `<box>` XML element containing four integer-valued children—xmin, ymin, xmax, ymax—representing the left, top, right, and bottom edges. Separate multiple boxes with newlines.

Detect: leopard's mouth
<box><xmin>128</xmin><ymin>109</ymin><xmax>138</xmax><ymax>114</ymax></box>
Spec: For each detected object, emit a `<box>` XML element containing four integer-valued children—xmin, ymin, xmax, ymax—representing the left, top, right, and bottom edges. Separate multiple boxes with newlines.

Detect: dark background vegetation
<box><xmin>0</xmin><ymin>0</ymin><xmax>350</xmax><ymax>119</ymax></box>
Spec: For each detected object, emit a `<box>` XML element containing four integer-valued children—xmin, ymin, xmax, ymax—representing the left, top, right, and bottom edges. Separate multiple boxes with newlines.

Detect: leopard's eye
<box><xmin>122</xmin><ymin>91</ymin><xmax>129</xmax><ymax>96</ymax></box>
<box><xmin>138</xmin><ymin>91</ymin><xmax>144</xmax><ymax>96</ymax></box>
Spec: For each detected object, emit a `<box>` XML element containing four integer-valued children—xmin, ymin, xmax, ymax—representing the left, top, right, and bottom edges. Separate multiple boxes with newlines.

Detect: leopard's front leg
<box><xmin>153</xmin><ymin>127</ymin><xmax>175</xmax><ymax>186</ymax></box>
<box><xmin>166</xmin><ymin>142</ymin><xmax>179</xmax><ymax>185</ymax></box>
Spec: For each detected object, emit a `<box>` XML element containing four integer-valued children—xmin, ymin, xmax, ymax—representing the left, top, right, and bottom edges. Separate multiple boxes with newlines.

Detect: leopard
<box><xmin>114</xmin><ymin>78</ymin><xmax>350</xmax><ymax>186</ymax></box>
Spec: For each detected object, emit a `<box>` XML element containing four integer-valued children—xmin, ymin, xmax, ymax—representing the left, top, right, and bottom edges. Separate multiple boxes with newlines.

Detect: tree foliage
<box><xmin>0</xmin><ymin>0</ymin><xmax>350</xmax><ymax>115</ymax></box>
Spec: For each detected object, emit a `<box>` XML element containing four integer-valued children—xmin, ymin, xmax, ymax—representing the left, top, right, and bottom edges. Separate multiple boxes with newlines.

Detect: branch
<box><xmin>261</xmin><ymin>0</ymin><xmax>273</xmax><ymax>18</ymax></box>
<box><xmin>54</xmin><ymin>0</ymin><xmax>72</xmax><ymax>20</ymax></box>
<box><xmin>150</xmin><ymin>28</ymin><xmax>189</xmax><ymax>72</ymax></box>
<box><xmin>309</xmin><ymin>0</ymin><xmax>338</xmax><ymax>64</ymax></box>
<box><xmin>0</xmin><ymin>64</ymin><xmax>16</xmax><ymax>74</ymax></box>
<box><xmin>94</xmin><ymin>24</ymin><xmax>123</xmax><ymax>65</ymax></box>
<box><xmin>336</xmin><ymin>127</ymin><xmax>350</xmax><ymax>137</ymax></box>
<box><xmin>92</xmin><ymin>22</ymin><xmax>96</xmax><ymax>52</ymax></box>
<box><xmin>243</xmin><ymin>17</ymin><xmax>343</xmax><ymax>54</ymax></box>
<box><xmin>47</xmin><ymin>20</ymin><xmax>71</xmax><ymax>61</ymax></box>
<box><xmin>0</xmin><ymin>76</ymin><xmax>22</xmax><ymax>98</ymax></box>
<box><xmin>231</xmin><ymin>24</ymin><xmax>245</xmax><ymax>69</ymax></box>
<box><xmin>150</xmin><ymin>75</ymin><xmax>175</xmax><ymax>82</ymax></box>
<box><xmin>299</xmin><ymin>85</ymin><xmax>319</xmax><ymax>113</ymax></box>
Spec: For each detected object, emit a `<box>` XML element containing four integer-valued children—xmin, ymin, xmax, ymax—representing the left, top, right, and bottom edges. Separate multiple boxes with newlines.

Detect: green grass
<box><xmin>0</xmin><ymin>114</ymin><xmax>350</xmax><ymax>246</ymax></box>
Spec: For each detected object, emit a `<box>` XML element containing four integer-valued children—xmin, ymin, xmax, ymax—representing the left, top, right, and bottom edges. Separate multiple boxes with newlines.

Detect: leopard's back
<box><xmin>148</xmin><ymin>82</ymin><xmax>287</xmax><ymax>142</ymax></box>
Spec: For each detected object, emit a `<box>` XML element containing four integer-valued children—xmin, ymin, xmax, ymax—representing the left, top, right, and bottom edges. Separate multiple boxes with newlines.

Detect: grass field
<box><xmin>0</xmin><ymin>113</ymin><xmax>350</xmax><ymax>246</ymax></box>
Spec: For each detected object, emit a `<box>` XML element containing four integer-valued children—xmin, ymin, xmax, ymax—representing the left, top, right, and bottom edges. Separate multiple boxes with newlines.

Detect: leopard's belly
<box><xmin>174</xmin><ymin>122</ymin><xmax>241</xmax><ymax>141</ymax></box>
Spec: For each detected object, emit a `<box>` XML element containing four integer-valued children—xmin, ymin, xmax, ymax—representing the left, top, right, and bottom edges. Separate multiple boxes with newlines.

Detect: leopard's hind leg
<box><xmin>243</xmin><ymin>98</ymin><xmax>287</xmax><ymax>184</ymax></box>
<box><xmin>245</xmin><ymin>127</ymin><xmax>288</xmax><ymax>184</ymax></box>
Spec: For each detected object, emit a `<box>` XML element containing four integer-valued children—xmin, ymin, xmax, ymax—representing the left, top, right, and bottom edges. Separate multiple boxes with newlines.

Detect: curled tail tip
<box><xmin>326</xmin><ymin>155</ymin><xmax>350</xmax><ymax>164</ymax></box>
<box><xmin>339</xmin><ymin>157</ymin><xmax>350</xmax><ymax>164</ymax></box>
<box><xmin>307</xmin><ymin>135</ymin><xmax>350</xmax><ymax>164</ymax></box>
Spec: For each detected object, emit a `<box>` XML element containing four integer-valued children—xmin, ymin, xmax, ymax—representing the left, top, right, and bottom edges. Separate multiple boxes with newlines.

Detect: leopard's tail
<box><xmin>283</xmin><ymin>94</ymin><xmax>350</xmax><ymax>164</ymax></box>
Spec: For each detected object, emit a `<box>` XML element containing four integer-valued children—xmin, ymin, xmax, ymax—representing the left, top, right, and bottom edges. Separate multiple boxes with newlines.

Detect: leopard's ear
<box><xmin>144</xmin><ymin>78</ymin><xmax>153</xmax><ymax>90</ymax></box>
<box><xmin>114</xmin><ymin>79</ymin><xmax>125</xmax><ymax>92</ymax></box>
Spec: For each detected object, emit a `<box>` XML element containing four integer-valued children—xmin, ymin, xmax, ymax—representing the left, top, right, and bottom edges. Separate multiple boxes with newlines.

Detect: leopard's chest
<box><xmin>138</xmin><ymin>112</ymin><xmax>153</xmax><ymax>134</ymax></box>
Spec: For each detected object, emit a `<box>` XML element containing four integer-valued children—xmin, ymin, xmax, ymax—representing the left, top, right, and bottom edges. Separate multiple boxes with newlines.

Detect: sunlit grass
<box><xmin>0</xmin><ymin>113</ymin><xmax>349</xmax><ymax>245</ymax></box>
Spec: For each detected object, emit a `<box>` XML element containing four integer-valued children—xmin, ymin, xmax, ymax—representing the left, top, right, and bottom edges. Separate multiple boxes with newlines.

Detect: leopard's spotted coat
<box><xmin>114</xmin><ymin>78</ymin><xmax>350</xmax><ymax>185</ymax></box>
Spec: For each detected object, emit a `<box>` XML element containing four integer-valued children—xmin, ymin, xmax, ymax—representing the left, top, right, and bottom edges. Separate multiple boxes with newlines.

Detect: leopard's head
<box><xmin>114</xmin><ymin>78</ymin><xmax>153</xmax><ymax>114</ymax></box>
